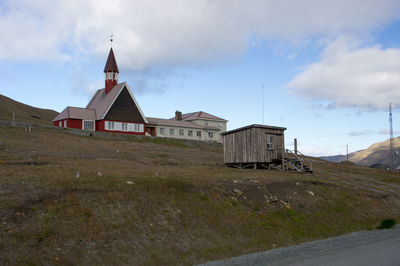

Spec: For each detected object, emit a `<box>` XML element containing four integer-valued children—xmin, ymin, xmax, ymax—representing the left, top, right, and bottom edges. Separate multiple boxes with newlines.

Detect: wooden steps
<box><xmin>284</xmin><ymin>149</ymin><xmax>313</xmax><ymax>173</ymax></box>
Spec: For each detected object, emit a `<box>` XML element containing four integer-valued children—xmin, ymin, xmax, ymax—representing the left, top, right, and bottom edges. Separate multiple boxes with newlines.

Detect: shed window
<box><xmin>266</xmin><ymin>134</ymin><xmax>274</xmax><ymax>149</ymax></box>
<box><xmin>170</xmin><ymin>129</ymin><xmax>175</xmax><ymax>135</ymax></box>
<box><xmin>160</xmin><ymin>128</ymin><xmax>165</xmax><ymax>135</ymax></box>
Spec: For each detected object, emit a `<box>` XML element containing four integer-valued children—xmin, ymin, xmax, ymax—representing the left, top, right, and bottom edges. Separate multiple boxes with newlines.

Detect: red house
<box><xmin>53</xmin><ymin>48</ymin><xmax>148</xmax><ymax>135</ymax></box>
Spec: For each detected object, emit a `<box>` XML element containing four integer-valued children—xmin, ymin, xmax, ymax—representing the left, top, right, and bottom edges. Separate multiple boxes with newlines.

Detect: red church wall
<box><xmin>53</xmin><ymin>119</ymin><xmax>82</xmax><ymax>129</ymax></box>
<box><xmin>67</xmin><ymin>119</ymin><xmax>82</xmax><ymax>129</ymax></box>
<box><xmin>96</xmin><ymin>120</ymin><xmax>105</xmax><ymax>132</ymax></box>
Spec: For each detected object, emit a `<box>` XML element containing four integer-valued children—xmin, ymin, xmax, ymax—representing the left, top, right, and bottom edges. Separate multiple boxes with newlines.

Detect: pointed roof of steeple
<box><xmin>103</xmin><ymin>48</ymin><xmax>119</xmax><ymax>73</ymax></box>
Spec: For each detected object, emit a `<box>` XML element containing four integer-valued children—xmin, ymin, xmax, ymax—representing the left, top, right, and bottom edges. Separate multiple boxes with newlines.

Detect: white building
<box><xmin>146</xmin><ymin>111</ymin><xmax>228</xmax><ymax>142</ymax></box>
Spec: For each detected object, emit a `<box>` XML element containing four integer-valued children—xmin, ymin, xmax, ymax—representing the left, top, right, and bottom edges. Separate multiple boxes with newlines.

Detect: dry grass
<box><xmin>1</xmin><ymin>124</ymin><xmax>400</xmax><ymax>265</ymax></box>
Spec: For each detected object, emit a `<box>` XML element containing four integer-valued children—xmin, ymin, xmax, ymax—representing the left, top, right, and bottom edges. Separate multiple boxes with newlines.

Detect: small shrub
<box><xmin>199</xmin><ymin>193</ymin><xmax>209</xmax><ymax>201</ymax></box>
<box><xmin>334</xmin><ymin>205</ymin><xmax>343</xmax><ymax>213</ymax></box>
<box><xmin>376</xmin><ymin>219</ymin><xmax>397</xmax><ymax>229</ymax></box>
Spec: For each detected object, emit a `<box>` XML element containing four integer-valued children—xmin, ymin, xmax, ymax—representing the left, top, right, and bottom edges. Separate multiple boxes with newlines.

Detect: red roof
<box><xmin>171</xmin><ymin>111</ymin><xmax>228</xmax><ymax>122</ymax></box>
<box><xmin>147</xmin><ymin>117</ymin><xmax>220</xmax><ymax>131</ymax></box>
<box><xmin>103</xmin><ymin>48</ymin><xmax>119</xmax><ymax>73</ymax></box>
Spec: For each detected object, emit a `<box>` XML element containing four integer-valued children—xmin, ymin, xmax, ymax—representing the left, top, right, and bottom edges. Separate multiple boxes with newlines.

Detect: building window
<box><xmin>266</xmin><ymin>134</ymin><xmax>274</xmax><ymax>149</ymax></box>
<box><xmin>170</xmin><ymin>129</ymin><xmax>175</xmax><ymax>135</ymax></box>
<box><xmin>122</xmin><ymin>122</ymin><xmax>128</xmax><ymax>131</ymax></box>
<box><xmin>83</xmin><ymin>120</ymin><xmax>94</xmax><ymax>131</ymax></box>
<box><xmin>134</xmin><ymin>123</ymin><xmax>140</xmax><ymax>132</ymax></box>
<box><xmin>160</xmin><ymin>128</ymin><xmax>165</xmax><ymax>135</ymax></box>
<box><xmin>208</xmin><ymin>132</ymin><xmax>214</xmax><ymax>138</ymax></box>
<box><xmin>218</xmin><ymin>123</ymin><xmax>222</xmax><ymax>128</ymax></box>
<box><xmin>63</xmin><ymin>120</ymin><xmax>67</xmax><ymax>128</ymax></box>
<box><xmin>107</xmin><ymin>121</ymin><xmax>114</xmax><ymax>130</ymax></box>
<box><xmin>59</xmin><ymin>121</ymin><xmax>62</xmax><ymax>127</ymax></box>
<box><xmin>188</xmin><ymin>130</ymin><xmax>193</xmax><ymax>136</ymax></box>
<box><xmin>113</xmin><ymin>73</ymin><xmax>116</xmax><ymax>79</ymax></box>
<box><xmin>197</xmin><ymin>131</ymin><xmax>201</xmax><ymax>137</ymax></box>
<box><xmin>205</xmin><ymin>121</ymin><xmax>208</xmax><ymax>126</ymax></box>
<box><xmin>179</xmin><ymin>129</ymin><xmax>184</xmax><ymax>136</ymax></box>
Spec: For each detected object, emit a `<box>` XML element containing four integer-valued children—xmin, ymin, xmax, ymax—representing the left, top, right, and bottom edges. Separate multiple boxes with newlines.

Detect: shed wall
<box><xmin>223</xmin><ymin>127</ymin><xmax>284</xmax><ymax>164</ymax></box>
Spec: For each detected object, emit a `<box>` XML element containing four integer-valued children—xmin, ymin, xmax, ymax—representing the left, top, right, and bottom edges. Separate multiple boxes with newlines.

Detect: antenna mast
<box><xmin>389</xmin><ymin>102</ymin><xmax>394</xmax><ymax>170</ymax></box>
<box><xmin>262</xmin><ymin>84</ymin><xmax>264</xmax><ymax>125</ymax></box>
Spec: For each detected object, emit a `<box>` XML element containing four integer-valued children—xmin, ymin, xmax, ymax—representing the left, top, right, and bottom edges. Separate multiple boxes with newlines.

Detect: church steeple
<box><xmin>104</xmin><ymin>47</ymin><xmax>119</xmax><ymax>93</ymax></box>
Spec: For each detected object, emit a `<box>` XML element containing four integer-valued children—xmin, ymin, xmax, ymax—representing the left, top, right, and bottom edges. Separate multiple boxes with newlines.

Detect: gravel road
<box><xmin>199</xmin><ymin>225</ymin><xmax>400</xmax><ymax>266</ymax></box>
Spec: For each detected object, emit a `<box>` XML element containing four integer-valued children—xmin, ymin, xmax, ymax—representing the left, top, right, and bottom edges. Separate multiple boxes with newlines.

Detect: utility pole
<box><xmin>389</xmin><ymin>103</ymin><xmax>394</xmax><ymax>170</ymax></box>
<box><xmin>262</xmin><ymin>84</ymin><xmax>264</xmax><ymax>125</ymax></box>
<box><xmin>346</xmin><ymin>143</ymin><xmax>350</xmax><ymax>161</ymax></box>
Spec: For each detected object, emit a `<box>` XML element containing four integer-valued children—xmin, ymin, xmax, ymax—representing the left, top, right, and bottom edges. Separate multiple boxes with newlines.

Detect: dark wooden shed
<box><xmin>221</xmin><ymin>124</ymin><xmax>286</xmax><ymax>169</ymax></box>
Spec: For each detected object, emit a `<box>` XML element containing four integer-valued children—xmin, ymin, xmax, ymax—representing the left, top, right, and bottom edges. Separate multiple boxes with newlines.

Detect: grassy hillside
<box><xmin>1</xmin><ymin>124</ymin><xmax>400</xmax><ymax>265</ymax></box>
<box><xmin>0</xmin><ymin>94</ymin><xmax>58</xmax><ymax>125</ymax></box>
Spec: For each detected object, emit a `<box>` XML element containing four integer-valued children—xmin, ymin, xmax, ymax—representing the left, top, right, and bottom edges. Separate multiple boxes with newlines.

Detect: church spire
<box><xmin>104</xmin><ymin>46</ymin><xmax>119</xmax><ymax>93</ymax></box>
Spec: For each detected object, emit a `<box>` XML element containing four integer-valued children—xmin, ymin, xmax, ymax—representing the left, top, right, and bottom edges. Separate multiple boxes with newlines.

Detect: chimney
<box><xmin>175</xmin><ymin>111</ymin><xmax>182</xmax><ymax>120</ymax></box>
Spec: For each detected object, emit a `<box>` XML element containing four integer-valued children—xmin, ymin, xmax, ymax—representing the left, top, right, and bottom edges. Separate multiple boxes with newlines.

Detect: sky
<box><xmin>1</xmin><ymin>0</ymin><xmax>400</xmax><ymax>156</ymax></box>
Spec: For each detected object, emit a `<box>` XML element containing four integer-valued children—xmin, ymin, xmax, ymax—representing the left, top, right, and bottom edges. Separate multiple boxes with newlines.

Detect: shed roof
<box><xmin>147</xmin><ymin>117</ymin><xmax>220</xmax><ymax>131</ymax></box>
<box><xmin>52</xmin><ymin>107</ymin><xmax>96</xmax><ymax>121</ymax></box>
<box><xmin>221</xmin><ymin>124</ymin><xmax>286</xmax><ymax>136</ymax></box>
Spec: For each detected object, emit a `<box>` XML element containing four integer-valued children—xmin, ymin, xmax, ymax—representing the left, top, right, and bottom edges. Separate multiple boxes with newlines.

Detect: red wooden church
<box><xmin>53</xmin><ymin>48</ymin><xmax>148</xmax><ymax>135</ymax></box>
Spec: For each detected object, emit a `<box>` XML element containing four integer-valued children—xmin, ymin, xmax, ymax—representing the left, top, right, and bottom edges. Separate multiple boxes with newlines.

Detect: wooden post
<box><xmin>294</xmin><ymin>138</ymin><xmax>298</xmax><ymax>155</ymax></box>
<box><xmin>12</xmin><ymin>112</ymin><xmax>15</xmax><ymax>127</ymax></box>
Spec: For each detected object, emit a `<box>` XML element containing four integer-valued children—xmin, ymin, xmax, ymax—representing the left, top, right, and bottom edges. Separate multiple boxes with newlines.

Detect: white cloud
<box><xmin>1</xmin><ymin>0</ymin><xmax>399</xmax><ymax>70</ymax></box>
<box><xmin>287</xmin><ymin>37</ymin><xmax>400</xmax><ymax>110</ymax></box>
<box><xmin>378</xmin><ymin>128</ymin><xmax>400</xmax><ymax>135</ymax></box>
<box><xmin>348</xmin><ymin>130</ymin><xmax>376</xmax><ymax>136</ymax></box>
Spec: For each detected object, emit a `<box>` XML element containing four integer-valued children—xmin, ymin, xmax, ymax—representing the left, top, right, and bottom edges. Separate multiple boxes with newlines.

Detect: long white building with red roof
<box><xmin>147</xmin><ymin>110</ymin><xmax>228</xmax><ymax>142</ymax></box>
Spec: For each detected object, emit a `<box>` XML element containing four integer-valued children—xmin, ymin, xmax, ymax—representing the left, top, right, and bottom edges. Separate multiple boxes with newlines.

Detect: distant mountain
<box><xmin>321</xmin><ymin>137</ymin><xmax>400</xmax><ymax>168</ymax></box>
<box><xmin>320</xmin><ymin>154</ymin><xmax>348</xmax><ymax>163</ymax></box>
<box><xmin>0</xmin><ymin>94</ymin><xmax>58</xmax><ymax>125</ymax></box>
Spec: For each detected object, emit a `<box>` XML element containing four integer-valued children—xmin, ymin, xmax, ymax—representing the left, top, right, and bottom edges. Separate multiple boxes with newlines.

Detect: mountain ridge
<box><xmin>321</xmin><ymin>137</ymin><xmax>400</xmax><ymax>168</ymax></box>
